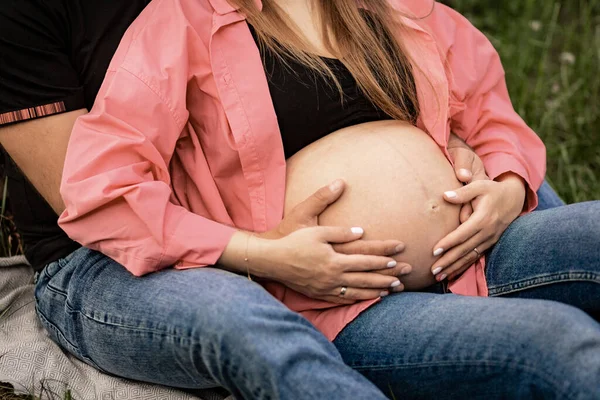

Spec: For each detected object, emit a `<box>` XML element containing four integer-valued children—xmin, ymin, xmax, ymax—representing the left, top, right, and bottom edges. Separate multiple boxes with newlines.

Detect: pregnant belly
<box><xmin>283</xmin><ymin>120</ymin><xmax>462</xmax><ymax>290</ymax></box>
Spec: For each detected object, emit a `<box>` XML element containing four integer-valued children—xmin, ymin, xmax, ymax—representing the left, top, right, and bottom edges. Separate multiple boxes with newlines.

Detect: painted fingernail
<box><xmin>437</xmin><ymin>273</ymin><xmax>447</xmax><ymax>282</ymax></box>
<box><xmin>329</xmin><ymin>179</ymin><xmax>343</xmax><ymax>191</ymax></box>
<box><xmin>459</xmin><ymin>168</ymin><xmax>472</xmax><ymax>177</ymax></box>
<box><xmin>432</xmin><ymin>267</ymin><xmax>442</xmax><ymax>276</ymax></box>
<box><xmin>380</xmin><ymin>291</ymin><xmax>389</xmax><ymax>297</ymax></box>
<box><xmin>400</xmin><ymin>265</ymin><xmax>412</xmax><ymax>275</ymax></box>
<box><xmin>390</xmin><ymin>280</ymin><xmax>401</xmax><ymax>288</ymax></box>
<box><xmin>387</xmin><ymin>260</ymin><xmax>397</xmax><ymax>268</ymax></box>
<box><xmin>433</xmin><ymin>248</ymin><xmax>444</xmax><ymax>257</ymax></box>
<box><xmin>444</xmin><ymin>191</ymin><xmax>457</xmax><ymax>198</ymax></box>
<box><xmin>351</xmin><ymin>227</ymin><xmax>364</xmax><ymax>235</ymax></box>
<box><xmin>394</xmin><ymin>244</ymin><xmax>405</xmax><ymax>253</ymax></box>
<box><xmin>329</xmin><ymin>179</ymin><xmax>342</xmax><ymax>192</ymax></box>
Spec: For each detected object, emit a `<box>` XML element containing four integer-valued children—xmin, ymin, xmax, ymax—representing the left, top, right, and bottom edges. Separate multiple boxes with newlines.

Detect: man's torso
<box><xmin>0</xmin><ymin>0</ymin><xmax>151</xmax><ymax>271</ymax></box>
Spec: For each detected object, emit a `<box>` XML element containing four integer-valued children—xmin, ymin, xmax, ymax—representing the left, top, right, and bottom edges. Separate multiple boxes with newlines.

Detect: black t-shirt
<box><xmin>0</xmin><ymin>0</ymin><xmax>151</xmax><ymax>271</ymax></box>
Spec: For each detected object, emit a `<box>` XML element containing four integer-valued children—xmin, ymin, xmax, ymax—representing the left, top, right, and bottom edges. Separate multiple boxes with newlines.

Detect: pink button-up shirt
<box><xmin>59</xmin><ymin>0</ymin><xmax>546</xmax><ymax>340</ymax></box>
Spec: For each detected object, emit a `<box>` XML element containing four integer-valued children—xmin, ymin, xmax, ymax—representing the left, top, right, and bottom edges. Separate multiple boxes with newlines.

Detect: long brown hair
<box><xmin>231</xmin><ymin>0</ymin><xmax>420</xmax><ymax>124</ymax></box>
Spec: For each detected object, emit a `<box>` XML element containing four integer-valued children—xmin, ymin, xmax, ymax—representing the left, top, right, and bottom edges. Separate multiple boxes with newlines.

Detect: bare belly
<box><xmin>284</xmin><ymin>120</ymin><xmax>462</xmax><ymax>290</ymax></box>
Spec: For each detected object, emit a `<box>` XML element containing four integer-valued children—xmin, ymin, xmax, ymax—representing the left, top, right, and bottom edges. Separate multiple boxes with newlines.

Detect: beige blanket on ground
<box><xmin>0</xmin><ymin>257</ymin><xmax>230</xmax><ymax>400</ymax></box>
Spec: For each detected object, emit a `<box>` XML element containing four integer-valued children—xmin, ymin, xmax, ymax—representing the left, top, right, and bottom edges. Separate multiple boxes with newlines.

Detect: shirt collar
<box><xmin>206</xmin><ymin>0</ymin><xmax>429</xmax><ymax>38</ymax></box>
<box><xmin>208</xmin><ymin>0</ymin><xmax>262</xmax><ymax>15</ymax></box>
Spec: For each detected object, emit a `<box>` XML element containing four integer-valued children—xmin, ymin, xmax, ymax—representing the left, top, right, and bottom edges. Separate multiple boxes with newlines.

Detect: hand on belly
<box><xmin>284</xmin><ymin>120</ymin><xmax>463</xmax><ymax>290</ymax></box>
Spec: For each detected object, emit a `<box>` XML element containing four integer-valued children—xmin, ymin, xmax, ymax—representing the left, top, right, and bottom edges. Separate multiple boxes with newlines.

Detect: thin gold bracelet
<box><xmin>244</xmin><ymin>233</ymin><xmax>254</xmax><ymax>281</ymax></box>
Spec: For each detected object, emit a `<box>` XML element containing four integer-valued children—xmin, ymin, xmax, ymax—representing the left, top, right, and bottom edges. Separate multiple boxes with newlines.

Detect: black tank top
<box><xmin>248</xmin><ymin>23</ymin><xmax>417</xmax><ymax>159</ymax></box>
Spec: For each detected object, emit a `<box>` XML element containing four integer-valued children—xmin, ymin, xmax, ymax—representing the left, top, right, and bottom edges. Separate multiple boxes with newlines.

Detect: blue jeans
<box><xmin>535</xmin><ymin>180</ymin><xmax>566</xmax><ymax>210</ymax></box>
<box><xmin>35</xmin><ymin>181</ymin><xmax>600</xmax><ymax>399</ymax></box>
<box><xmin>485</xmin><ymin>180</ymin><xmax>599</xmax><ymax>318</ymax></box>
<box><xmin>334</xmin><ymin>183</ymin><xmax>600</xmax><ymax>398</ymax></box>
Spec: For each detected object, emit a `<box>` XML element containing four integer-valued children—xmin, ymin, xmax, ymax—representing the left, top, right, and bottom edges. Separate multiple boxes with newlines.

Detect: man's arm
<box><xmin>0</xmin><ymin>1</ymin><xmax>94</xmax><ymax>214</ymax></box>
<box><xmin>0</xmin><ymin>109</ymin><xmax>87</xmax><ymax>215</ymax></box>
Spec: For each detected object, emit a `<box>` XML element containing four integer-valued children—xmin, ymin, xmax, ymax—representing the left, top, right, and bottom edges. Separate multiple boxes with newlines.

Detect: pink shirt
<box><xmin>59</xmin><ymin>0</ymin><xmax>546</xmax><ymax>340</ymax></box>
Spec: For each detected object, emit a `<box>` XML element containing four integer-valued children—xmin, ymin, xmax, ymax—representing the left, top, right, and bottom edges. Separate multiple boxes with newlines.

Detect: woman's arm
<box><xmin>59</xmin><ymin>67</ymin><xmax>237</xmax><ymax>275</ymax></box>
<box><xmin>435</xmin><ymin>2</ymin><xmax>546</xmax><ymax>212</ymax></box>
<box><xmin>409</xmin><ymin>2</ymin><xmax>546</xmax><ymax>281</ymax></box>
<box><xmin>60</xmin><ymin>65</ymin><xmax>401</xmax><ymax>303</ymax></box>
<box><xmin>59</xmin><ymin>1</ymin><xmax>405</xmax><ymax>304</ymax></box>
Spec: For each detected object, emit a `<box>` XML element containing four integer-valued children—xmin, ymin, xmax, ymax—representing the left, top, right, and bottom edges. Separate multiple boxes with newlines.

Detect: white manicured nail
<box><xmin>433</xmin><ymin>248</ymin><xmax>444</xmax><ymax>256</ymax></box>
<box><xmin>444</xmin><ymin>191</ymin><xmax>457</xmax><ymax>198</ymax></box>
<box><xmin>380</xmin><ymin>291</ymin><xmax>389</xmax><ymax>297</ymax></box>
<box><xmin>459</xmin><ymin>168</ymin><xmax>471</xmax><ymax>177</ymax></box>
<box><xmin>390</xmin><ymin>280</ymin><xmax>401</xmax><ymax>288</ymax></box>
<box><xmin>387</xmin><ymin>260</ymin><xmax>397</xmax><ymax>268</ymax></box>
<box><xmin>351</xmin><ymin>227</ymin><xmax>364</xmax><ymax>235</ymax></box>
<box><xmin>438</xmin><ymin>274</ymin><xmax>447</xmax><ymax>281</ymax></box>
<box><xmin>432</xmin><ymin>267</ymin><xmax>442</xmax><ymax>276</ymax></box>
<box><xmin>329</xmin><ymin>179</ymin><xmax>343</xmax><ymax>192</ymax></box>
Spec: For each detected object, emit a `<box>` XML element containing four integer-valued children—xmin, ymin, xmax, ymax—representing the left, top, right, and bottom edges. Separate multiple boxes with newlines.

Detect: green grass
<box><xmin>0</xmin><ymin>381</ymin><xmax>74</xmax><ymax>400</ymax></box>
<box><xmin>441</xmin><ymin>0</ymin><xmax>600</xmax><ymax>203</ymax></box>
<box><xmin>0</xmin><ymin>177</ymin><xmax>23</xmax><ymax>258</ymax></box>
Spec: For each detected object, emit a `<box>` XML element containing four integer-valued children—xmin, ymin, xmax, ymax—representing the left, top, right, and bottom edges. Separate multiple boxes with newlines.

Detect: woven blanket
<box><xmin>0</xmin><ymin>257</ymin><xmax>231</xmax><ymax>400</ymax></box>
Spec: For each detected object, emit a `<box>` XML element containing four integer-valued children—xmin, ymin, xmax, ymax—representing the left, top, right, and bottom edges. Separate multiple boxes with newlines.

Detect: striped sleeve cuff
<box><xmin>0</xmin><ymin>91</ymin><xmax>86</xmax><ymax>126</ymax></box>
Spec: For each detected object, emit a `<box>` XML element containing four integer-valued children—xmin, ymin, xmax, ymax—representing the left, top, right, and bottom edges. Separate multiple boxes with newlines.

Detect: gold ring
<box><xmin>473</xmin><ymin>247</ymin><xmax>481</xmax><ymax>258</ymax></box>
<box><xmin>340</xmin><ymin>286</ymin><xmax>348</xmax><ymax>296</ymax></box>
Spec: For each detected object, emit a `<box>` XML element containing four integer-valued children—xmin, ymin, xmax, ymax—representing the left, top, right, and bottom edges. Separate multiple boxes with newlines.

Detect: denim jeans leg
<box><xmin>486</xmin><ymin>201</ymin><xmax>600</xmax><ymax>318</ymax></box>
<box><xmin>34</xmin><ymin>247</ymin><xmax>387</xmax><ymax>400</ymax></box>
<box><xmin>535</xmin><ymin>180</ymin><xmax>565</xmax><ymax>211</ymax></box>
<box><xmin>334</xmin><ymin>292</ymin><xmax>600</xmax><ymax>399</ymax></box>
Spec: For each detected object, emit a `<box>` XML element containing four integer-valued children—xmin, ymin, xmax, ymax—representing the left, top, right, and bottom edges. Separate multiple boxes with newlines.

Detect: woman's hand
<box><xmin>447</xmin><ymin>133</ymin><xmax>489</xmax><ymax>223</ymax></box>
<box><xmin>258</xmin><ymin>178</ymin><xmax>412</xmax><ymax>277</ymax></box>
<box><xmin>247</xmin><ymin>179</ymin><xmax>412</xmax><ymax>304</ymax></box>
<box><xmin>262</xmin><ymin>225</ymin><xmax>404</xmax><ymax>305</ymax></box>
<box><xmin>260</xmin><ymin>180</ymin><xmax>406</xmax><ymax>257</ymax></box>
<box><xmin>430</xmin><ymin>173</ymin><xmax>526</xmax><ymax>281</ymax></box>
<box><xmin>221</xmin><ymin>179</ymin><xmax>411</xmax><ymax>304</ymax></box>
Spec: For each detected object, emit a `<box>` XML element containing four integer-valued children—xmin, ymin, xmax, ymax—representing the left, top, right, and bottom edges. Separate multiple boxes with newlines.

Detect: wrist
<box><xmin>218</xmin><ymin>231</ymin><xmax>280</xmax><ymax>279</ymax></box>
<box><xmin>255</xmin><ymin>229</ymin><xmax>284</xmax><ymax>240</ymax></box>
<box><xmin>495</xmin><ymin>172</ymin><xmax>527</xmax><ymax>209</ymax></box>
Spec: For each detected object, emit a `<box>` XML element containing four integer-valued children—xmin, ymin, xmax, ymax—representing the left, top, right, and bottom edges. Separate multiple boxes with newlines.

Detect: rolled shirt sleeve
<box><xmin>59</xmin><ymin>66</ymin><xmax>237</xmax><ymax>276</ymax></box>
<box><xmin>437</xmin><ymin>2</ymin><xmax>546</xmax><ymax>212</ymax></box>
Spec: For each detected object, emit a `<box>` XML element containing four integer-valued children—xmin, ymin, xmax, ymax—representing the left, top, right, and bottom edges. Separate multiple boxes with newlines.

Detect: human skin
<box><xmin>283</xmin><ymin>120</ymin><xmax>463</xmax><ymax>290</ymax></box>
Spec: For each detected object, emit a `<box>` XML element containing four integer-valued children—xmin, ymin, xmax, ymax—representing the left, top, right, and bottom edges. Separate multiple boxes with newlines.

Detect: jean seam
<box><xmin>35</xmin><ymin>307</ymin><xmax>81</xmax><ymax>354</ymax></box>
<box><xmin>487</xmin><ymin>271</ymin><xmax>600</xmax><ymax>296</ymax></box>
<box><xmin>75</xmin><ymin>307</ymin><xmax>222</xmax><ymax>387</ymax></box>
<box><xmin>45</xmin><ymin>284</ymin><xmax>68</xmax><ymax>297</ymax></box>
<box><xmin>75</xmin><ymin>308</ymin><xmax>201</xmax><ymax>342</ymax></box>
<box><xmin>70</xmin><ymin>305</ymin><xmax>208</xmax><ymax>377</ymax></box>
<box><xmin>350</xmin><ymin>360</ymin><xmax>575</xmax><ymax>400</ymax></box>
